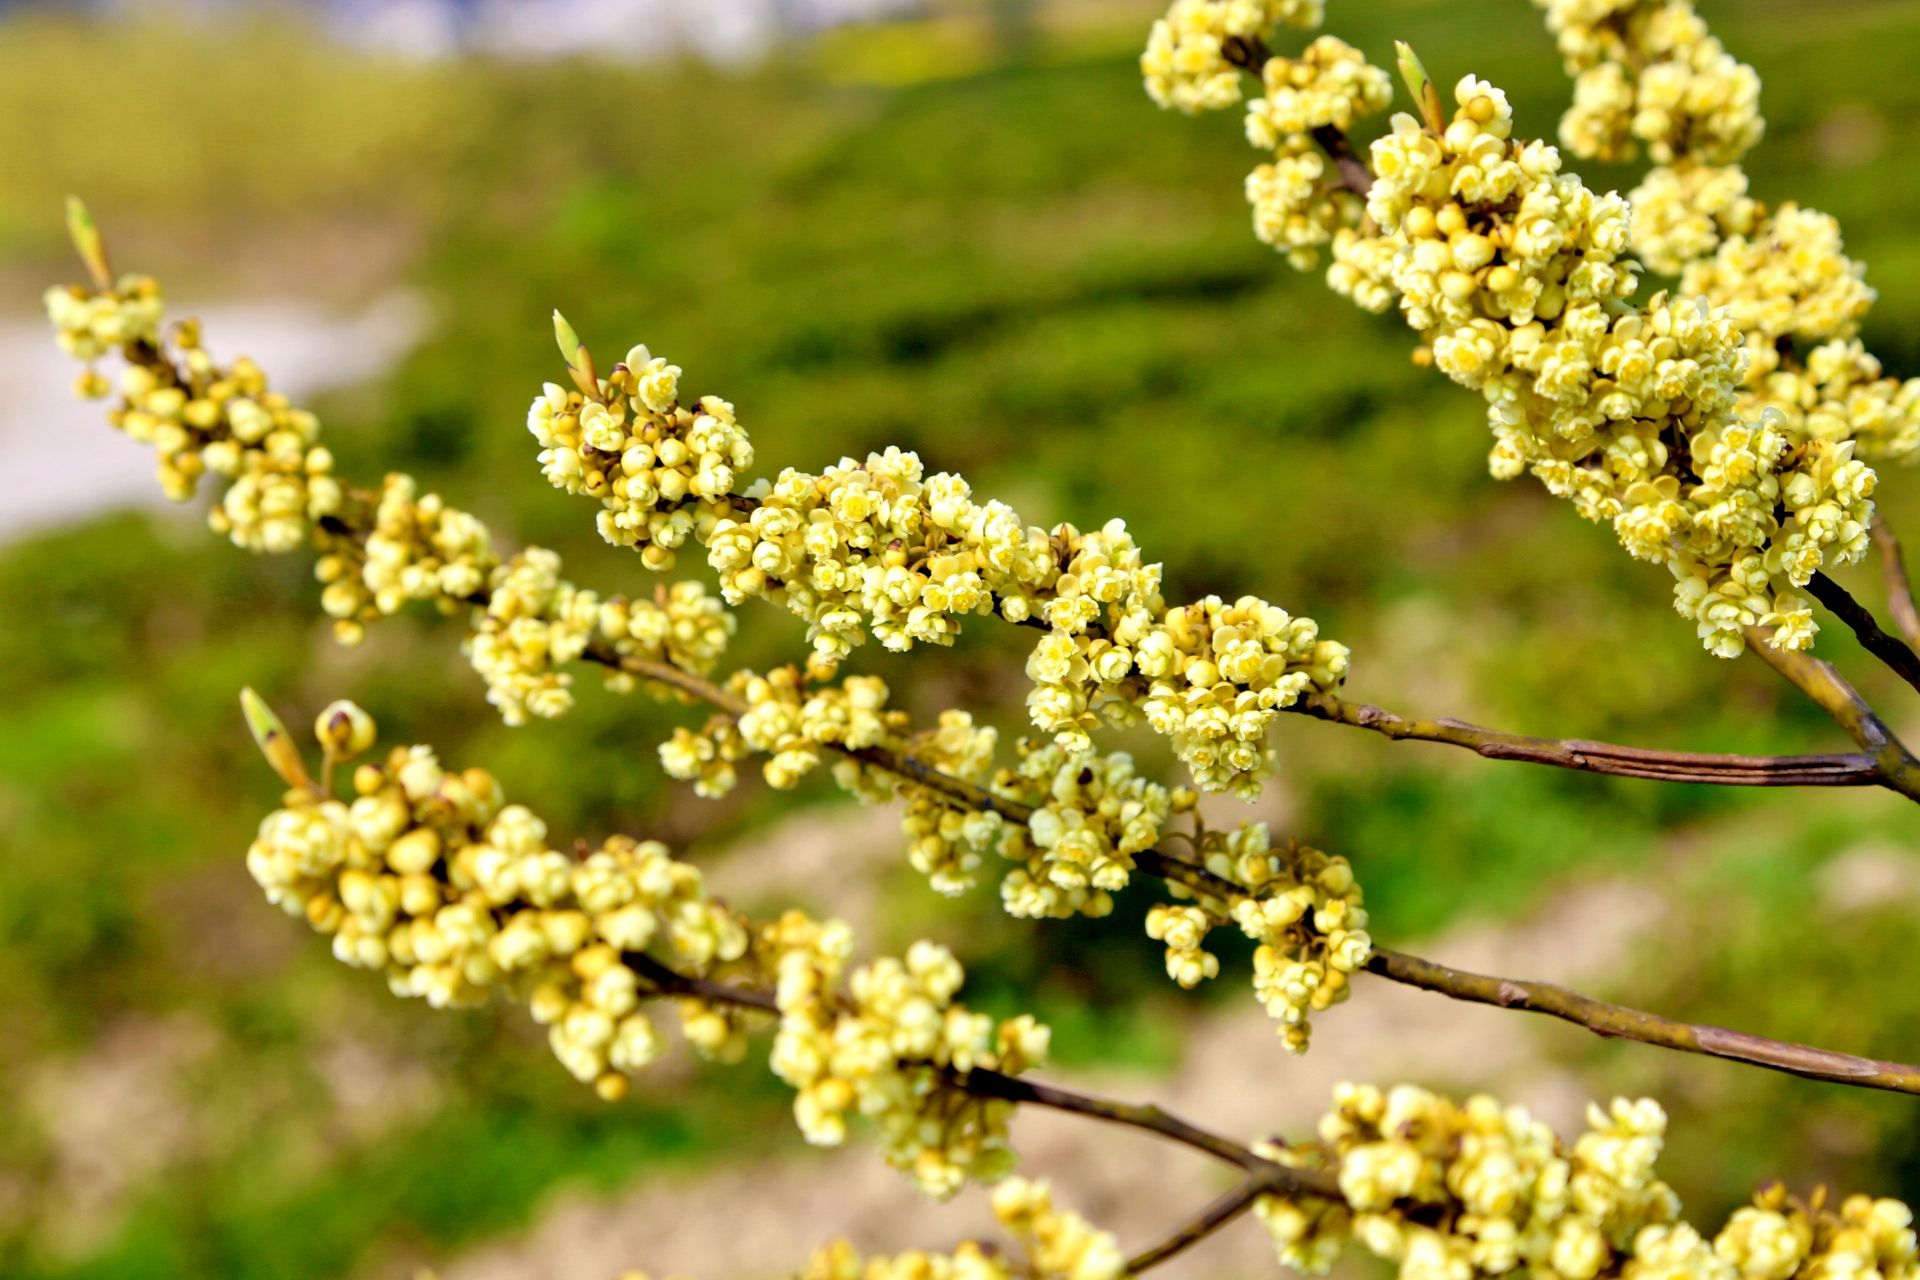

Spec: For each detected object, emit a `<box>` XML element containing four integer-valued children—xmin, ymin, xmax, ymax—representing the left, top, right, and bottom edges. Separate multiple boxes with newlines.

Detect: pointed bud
<box><xmin>66</xmin><ymin>196</ymin><xmax>113</xmax><ymax>291</ymax></box>
<box><xmin>553</xmin><ymin>309</ymin><xmax>582</xmax><ymax>366</ymax></box>
<box><xmin>552</xmin><ymin>309</ymin><xmax>600</xmax><ymax>399</ymax></box>
<box><xmin>1395</xmin><ymin>41</ymin><xmax>1445</xmax><ymax>133</ymax></box>
<box><xmin>241</xmin><ymin>687</ymin><xmax>316</xmax><ymax>792</ymax></box>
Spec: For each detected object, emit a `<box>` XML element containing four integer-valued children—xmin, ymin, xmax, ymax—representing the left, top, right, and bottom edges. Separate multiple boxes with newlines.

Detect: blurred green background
<box><xmin>5</xmin><ymin>1</ymin><xmax>1920</xmax><ymax>1276</ymax></box>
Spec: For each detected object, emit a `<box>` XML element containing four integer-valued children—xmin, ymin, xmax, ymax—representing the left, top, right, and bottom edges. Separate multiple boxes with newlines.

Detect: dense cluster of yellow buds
<box><xmin>802</xmin><ymin>1178</ymin><xmax>1123</xmax><ymax>1280</ymax></box>
<box><xmin>473</xmin><ymin>549</ymin><xmax>734</xmax><ymax>726</ymax></box>
<box><xmin>244</xmin><ymin>703</ymin><xmax>756</xmax><ymax>1100</ymax></box>
<box><xmin>49</xmin><ymin>278</ymin><xmax>345</xmax><ymax>538</ymax></box>
<box><xmin>1247</xmin><ymin>35</ymin><xmax>1393</xmax><ymax>139</ymax></box>
<box><xmin>1142</xmin><ymin>822</ymin><xmax>1371</xmax><ymax>1051</ymax></box>
<box><xmin>1624</xmin><ymin>161</ymin><xmax>1755</xmax><ymax>278</ymax></box>
<box><xmin>44</xmin><ymin>276</ymin><xmax>743</xmax><ymax>717</ymax></box>
<box><xmin>1240</xmin><ymin>31</ymin><xmax>1392</xmax><ymax>270</ymax></box>
<box><xmin>995</xmin><ymin>739</ymin><xmax>1171</xmax><ymax>919</ymax></box>
<box><xmin>1363</xmin><ymin>79</ymin><xmax>1879</xmax><ymax>657</ymax></box>
<box><xmin>767</xmin><ymin>913</ymin><xmax>1050</xmax><ymax>1199</ymax></box>
<box><xmin>1534</xmin><ymin>1</ymin><xmax>1920</xmax><ymax>467</ymax></box>
<box><xmin>242</xmin><ymin>701</ymin><xmax>1056</xmax><ymax>1193</ymax></box>
<box><xmin>1251</xmin><ymin>1082</ymin><xmax>1920</xmax><ymax>1280</ymax></box>
<box><xmin>1141</xmin><ymin>0</ymin><xmax>1920</xmax><ymax>658</ymax></box>
<box><xmin>317</xmin><ymin>472</ymin><xmax>495</xmax><ymax>640</ymax></box>
<box><xmin>1142</xmin><ymin>0</ymin><xmax>1323</xmax><ymax>116</ymax></box>
<box><xmin>528</xmin><ymin>334</ymin><xmax>1348</xmax><ymax>797</ymax></box>
<box><xmin>526</xmin><ymin>352</ymin><xmax>753</xmax><ymax>573</ymax></box>
<box><xmin>1534</xmin><ymin>0</ymin><xmax>1762</xmax><ymax>167</ymax></box>
<box><xmin>44</xmin><ymin>272</ymin><xmax>162</xmax><ymax>361</ymax></box>
<box><xmin>1683</xmin><ymin>205</ymin><xmax>1874</xmax><ymax>349</ymax></box>
<box><xmin>1212</xmin><ymin>827</ymin><xmax>1369</xmax><ymax>1052</ymax></box>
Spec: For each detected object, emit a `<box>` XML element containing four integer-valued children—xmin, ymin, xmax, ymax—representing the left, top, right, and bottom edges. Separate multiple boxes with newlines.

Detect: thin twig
<box><xmin>1873</xmin><ymin>519</ymin><xmax>1920</xmax><ymax>652</ymax></box>
<box><xmin>1309</xmin><ymin>124</ymin><xmax>1374</xmax><ymax>198</ymax></box>
<box><xmin>1134</xmin><ymin>851</ymin><xmax>1920</xmax><ymax>1097</ymax></box>
<box><xmin>1366</xmin><ymin>949</ymin><xmax>1920</xmax><ymax>1094</ymax></box>
<box><xmin>1125</xmin><ymin>1181</ymin><xmax>1269</xmax><ymax>1274</ymax></box>
<box><xmin>1743</xmin><ymin>627</ymin><xmax>1920</xmax><ymax>803</ymax></box>
<box><xmin>632</xmin><ymin>953</ymin><xmax>1337</xmax><ymax>1197</ymax></box>
<box><xmin>1288</xmin><ymin>691</ymin><xmax>1881</xmax><ymax>788</ymax></box>
<box><xmin>1807</xmin><ymin>571</ymin><xmax>1920</xmax><ymax>697</ymax></box>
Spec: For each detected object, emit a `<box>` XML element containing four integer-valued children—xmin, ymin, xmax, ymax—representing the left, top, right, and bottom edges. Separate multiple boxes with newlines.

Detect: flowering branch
<box><xmin>1132</xmin><ymin>849</ymin><xmax>1920</xmax><ymax>1096</ymax></box>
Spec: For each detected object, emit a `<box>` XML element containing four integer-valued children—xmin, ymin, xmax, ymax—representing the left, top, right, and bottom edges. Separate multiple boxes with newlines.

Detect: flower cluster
<box><xmin>1257</xmin><ymin>1084</ymin><xmax>1682</xmax><ymax>1277</ymax></box>
<box><xmin>1239</xmin><ymin>33</ymin><xmax>1392</xmax><ymax>271</ymax></box>
<box><xmin>766</xmin><ymin>912</ymin><xmax>1050</xmax><ymax>1199</ymax></box>
<box><xmin>1248</xmin><ymin>36</ymin><xmax>1394</xmax><ymax>139</ymax></box>
<box><xmin>44</xmin><ymin>273</ymin><xmax>162</xmax><ymax>361</ymax></box>
<box><xmin>1360</xmin><ymin>76</ymin><xmax>1878</xmax><ymax>657</ymax></box>
<box><xmin>49</xmin><ymin>280</ymin><xmax>346</xmax><ymax>541</ymax></box>
<box><xmin>529</xmin><ymin>337</ymin><xmax>1349</xmax><ymax>797</ymax></box>
<box><xmin>802</xmin><ymin>1178</ymin><xmax>1123</xmax><ymax>1280</ymax></box>
<box><xmin>1211</xmin><ymin>827</ymin><xmax>1370</xmax><ymax>1052</ymax></box>
<box><xmin>1251</xmin><ymin>1082</ymin><xmax>1920</xmax><ymax>1280</ymax></box>
<box><xmin>243</xmin><ymin>700</ymin><xmax>1055</xmax><ymax>1193</ymax></box>
<box><xmin>994</xmin><ymin>739</ymin><xmax>1172</xmax><ymax>919</ymax></box>
<box><xmin>471</xmin><ymin>549</ymin><xmax>733</xmax><ymax>725</ymax></box>
<box><xmin>1682</xmin><ymin>205</ymin><xmax>1874</xmax><ymax>350</ymax></box>
<box><xmin>1535</xmin><ymin>0</ymin><xmax>1763</xmax><ymax>166</ymax></box>
<box><xmin>45</xmin><ymin>275</ymin><xmax>746</xmax><ymax>717</ymax></box>
<box><xmin>526</xmin><ymin>354</ymin><xmax>753</xmax><ymax>572</ymax></box>
<box><xmin>1147</xmin><ymin>0</ymin><xmax>1920</xmax><ymax>656</ymax></box>
<box><xmin>244</xmin><ymin>703</ymin><xmax>754</xmax><ymax>1101</ymax></box>
<box><xmin>1141</xmin><ymin>0</ymin><xmax>1323</xmax><ymax>116</ymax></box>
<box><xmin>316</xmin><ymin>472</ymin><xmax>496</xmax><ymax>642</ymax></box>
<box><xmin>1132</xmin><ymin>592</ymin><xmax>1345</xmax><ymax>793</ymax></box>
<box><xmin>1746</xmin><ymin>343</ymin><xmax>1920</xmax><ymax>467</ymax></box>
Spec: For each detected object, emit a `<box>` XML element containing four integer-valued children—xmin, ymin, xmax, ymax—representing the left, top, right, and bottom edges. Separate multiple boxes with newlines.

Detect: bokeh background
<box><xmin>6</xmin><ymin>0</ymin><xmax>1920</xmax><ymax>1275</ymax></box>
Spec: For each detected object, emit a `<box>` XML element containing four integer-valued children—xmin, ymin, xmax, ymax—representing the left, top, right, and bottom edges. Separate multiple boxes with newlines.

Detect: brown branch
<box><xmin>1366</xmin><ymin>949</ymin><xmax>1920</xmax><ymax>1095</ymax></box>
<box><xmin>1743</xmin><ymin>627</ymin><xmax>1920</xmax><ymax>803</ymax></box>
<box><xmin>1309</xmin><ymin>124</ymin><xmax>1374</xmax><ymax>198</ymax></box>
<box><xmin>1125</xmin><ymin>1180</ymin><xmax>1268</xmax><ymax>1274</ymax></box>
<box><xmin>629</xmin><ymin>951</ymin><xmax>1340</xmax><ymax>1202</ymax></box>
<box><xmin>955</xmin><ymin>1068</ymin><xmax>1339</xmax><ymax>1201</ymax></box>
<box><xmin>1134</xmin><ymin>851</ymin><xmax>1920</xmax><ymax>1098</ymax></box>
<box><xmin>628</xmin><ymin>951</ymin><xmax>778</xmax><ymax>1013</ymax></box>
<box><xmin>1873</xmin><ymin>519</ymin><xmax>1920</xmax><ymax>652</ymax></box>
<box><xmin>1288</xmin><ymin>691</ymin><xmax>1882</xmax><ymax>788</ymax></box>
<box><xmin>1807</xmin><ymin>571</ymin><xmax>1920</xmax><ymax>697</ymax></box>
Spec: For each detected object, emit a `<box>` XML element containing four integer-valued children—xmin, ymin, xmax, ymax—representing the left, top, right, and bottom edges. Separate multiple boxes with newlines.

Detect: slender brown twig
<box><xmin>1366</xmin><ymin>949</ymin><xmax>1920</xmax><ymax>1094</ymax></box>
<box><xmin>631</xmin><ymin>955</ymin><xmax>1337</xmax><ymax>1191</ymax></box>
<box><xmin>1287</xmin><ymin>691</ymin><xmax>1881</xmax><ymax>788</ymax></box>
<box><xmin>1132</xmin><ymin>851</ymin><xmax>1920</xmax><ymax>1097</ymax></box>
<box><xmin>1744</xmin><ymin>627</ymin><xmax>1920</xmax><ymax>803</ymax></box>
<box><xmin>1807</xmin><ymin>571</ymin><xmax>1920</xmax><ymax>697</ymax></box>
<box><xmin>1309</xmin><ymin>124</ymin><xmax>1374</xmax><ymax>198</ymax></box>
<box><xmin>1874</xmin><ymin>519</ymin><xmax>1920</xmax><ymax>653</ymax></box>
<box><xmin>1125</xmin><ymin>1180</ymin><xmax>1270</xmax><ymax>1273</ymax></box>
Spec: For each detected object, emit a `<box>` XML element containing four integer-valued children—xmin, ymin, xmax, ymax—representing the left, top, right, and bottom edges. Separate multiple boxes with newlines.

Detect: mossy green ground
<box><xmin>6</xmin><ymin>2</ymin><xmax>1920</xmax><ymax>1274</ymax></box>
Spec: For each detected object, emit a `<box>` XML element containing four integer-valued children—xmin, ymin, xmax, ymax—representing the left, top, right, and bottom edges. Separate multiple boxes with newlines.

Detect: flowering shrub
<box><xmin>41</xmin><ymin>0</ymin><xmax>1920</xmax><ymax>1272</ymax></box>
